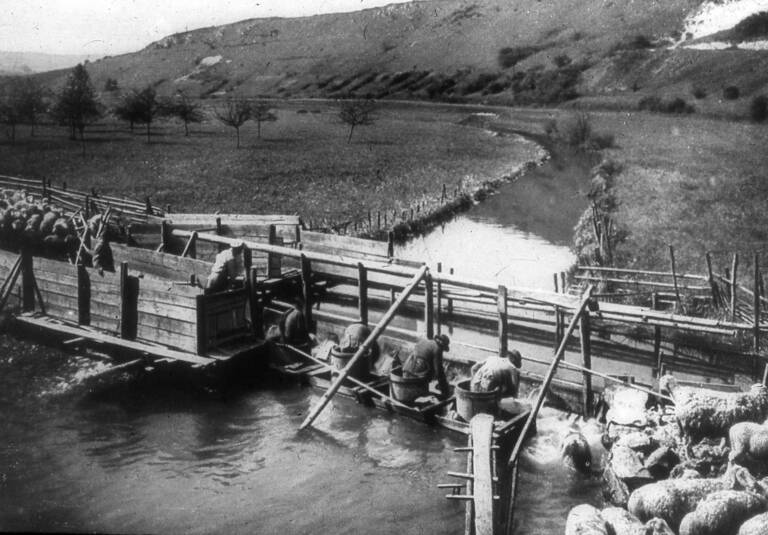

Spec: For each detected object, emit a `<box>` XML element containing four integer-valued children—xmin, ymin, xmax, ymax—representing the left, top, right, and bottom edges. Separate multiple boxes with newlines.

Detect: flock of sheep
<box><xmin>0</xmin><ymin>188</ymin><xmax>77</xmax><ymax>249</ymax></box>
<box><xmin>565</xmin><ymin>375</ymin><xmax>768</xmax><ymax>535</ymax></box>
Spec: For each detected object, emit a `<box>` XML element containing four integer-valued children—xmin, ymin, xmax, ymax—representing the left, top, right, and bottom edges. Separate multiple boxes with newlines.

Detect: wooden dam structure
<box><xmin>2</xmin><ymin>174</ymin><xmax>768</xmax><ymax>534</ymax></box>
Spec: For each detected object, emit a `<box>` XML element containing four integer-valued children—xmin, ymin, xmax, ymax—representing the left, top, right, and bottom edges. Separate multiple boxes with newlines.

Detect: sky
<box><xmin>1</xmin><ymin>0</ymin><xmax>413</xmax><ymax>56</ymax></box>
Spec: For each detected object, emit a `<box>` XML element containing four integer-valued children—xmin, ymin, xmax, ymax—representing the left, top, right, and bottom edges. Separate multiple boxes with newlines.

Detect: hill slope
<box><xmin>35</xmin><ymin>0</ymin><xmax>768</xmax><ymax>106</ymax></box>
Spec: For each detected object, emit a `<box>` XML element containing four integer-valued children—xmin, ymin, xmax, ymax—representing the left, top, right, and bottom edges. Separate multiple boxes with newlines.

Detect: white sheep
<box><xmin>729</xmin><ymin>420</ymin><xmax>768</xmax><ymax>464</ymax></box>
<box><xmin>738</xmin><ymin>511</ymin><xmax>768</xmax><ymax>535</ymax></box>
<box><xmin>627</xmin><ymin>465</ymin><xmax>759</xmax><ymax>532</ymax></box>
<box><xmin>659</xmin><ymin>376</ymin><xmax>768</xmax><ymax>442</ymax></box>
<box><xmin>600</xmin><ymin>506</ymin><xmax>645</xmax><ymax>535</ymax></box>
<box><xmin>678</xmin><ymin>490</ymin><xmax>767</xmax><ymax>535</ymax></box>
<box><xmin>565</xmin><ymin>504</ymin><xmax>610</xmax><ymax>535</ymax></box>
<box><xmin>644</xmin><ymin>518</ymin><xmax>675</xmax><ymax>535</ymax></box>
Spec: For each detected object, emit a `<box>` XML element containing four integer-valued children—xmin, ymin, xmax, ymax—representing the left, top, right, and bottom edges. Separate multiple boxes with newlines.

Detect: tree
<box><xmin>163</xmin><ymin>92</ymin><xmax>204</xmax><ymax>136</ymax></box>
<box><xmin>113</xmin><ymin>92</ymin><xmax>143</xmax><ymax>133</ymax></box>
<box><xmin>0</xmin><ymin>78</ymin><xmax>26</xmax><ymax>143</ymax></box>
<box><xmin>114</xmin><ymin>86</ymin><xmax>161</xmax><ymax>142</ymax></box>
<box><xmin>338</xmin><ymin>98</ymin><xmax>376</xmax><ymax>143</ymax></box>
<box><xmin>215</xmin><ymin>98</ymin><xmax>251</xmax><ymax>148</ymax></box>
<box><xmin>250</xmin><ymin>100</ymin><xmax>277</xmax><ymax>139</ymax></box>
<box><xmin>51</xmin><ymin>63</ymin><xmax>102</xmax><ymax>148</ymax></box>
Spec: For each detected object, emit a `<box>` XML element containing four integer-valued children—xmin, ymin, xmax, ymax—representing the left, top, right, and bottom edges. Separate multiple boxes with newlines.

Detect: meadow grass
<box><xmin>0</xmin><ymin>104</ymin><xmax>541</xmax><ymax>229</ymax></box>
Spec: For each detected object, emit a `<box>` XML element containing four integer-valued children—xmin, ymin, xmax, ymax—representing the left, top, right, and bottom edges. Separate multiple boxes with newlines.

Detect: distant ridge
<box><xmin>0</xmin><ymin>51</ymin><xmax>98</xmax><ymax>75</ymax></box>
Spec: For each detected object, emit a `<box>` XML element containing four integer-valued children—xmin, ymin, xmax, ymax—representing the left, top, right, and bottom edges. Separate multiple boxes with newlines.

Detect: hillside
<box><xmin>29</xmin><ymin>0</ymin><xmax>768</xmax><ymax>109</ymax></box>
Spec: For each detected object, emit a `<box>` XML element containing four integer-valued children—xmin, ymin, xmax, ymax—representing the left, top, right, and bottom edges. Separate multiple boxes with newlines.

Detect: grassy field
<box><xmin>0</xmin><ymin>103</ymin><xmax>542</xmax><ymax>228</ymax></box>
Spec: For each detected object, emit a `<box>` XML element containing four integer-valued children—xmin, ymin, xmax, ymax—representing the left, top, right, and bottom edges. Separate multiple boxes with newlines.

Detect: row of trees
<box><xmin>1</xmin><ymin>63</ymin><xmax>378</xmax><ymax>150</ymax></box>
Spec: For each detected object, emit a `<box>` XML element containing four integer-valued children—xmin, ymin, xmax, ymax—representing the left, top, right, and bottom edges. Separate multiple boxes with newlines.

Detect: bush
<box><xmin>547</xmin><ymin>112</ymin><xmax>613</xmax><ymax>149</ymax></box>
<box><xmin>463</xmin><ymin>73</ymin><xmax>498</xmax><ymax>94</ymax></box>
<box><xmin>731</xmin><ymin>11</ymin><xmax>768</xmax><ymax>41</ymax></box>
<box><xmin>498</xmin><ymin>46</ymin><xmax>539</xmax><ymax>69</ymax></box>
<box><xmin>638</xmin><ymin>96</ymin><xmax>663</xmax><ymax>112</ymax></box>
<box><xmin>692</xmin><ymin>86</ymin><xmax>707</xmax><ymax>99</ymax></box>
<box><xmin>723</xmin><ymin>86</ymin><xmax>740</xmax><ymax>100</ymax></box>
<box><xmin>750</xmin><ymin>95</ymin><xmax>768</xmax><ymax>122</ymax></box>
<box><xmin>664</xmin><ymin>97</ymin><xmax>695</xmax><ymax>114</ymax></box>
<box><xmin>638</xmin><ymin>96</ymin><xmax>694</xmax><ymax>114</ymax></box>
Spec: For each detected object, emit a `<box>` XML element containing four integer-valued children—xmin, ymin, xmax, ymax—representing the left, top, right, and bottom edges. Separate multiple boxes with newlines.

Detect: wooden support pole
<box><xmin>300</xmin><ymin>265</ymin><xmax>428</xmax><ymax>430</ymax></box>
<box><xmin>669</xmin><ymin>245</ymin><xmax>683</xmax><ymax>313</ymax></box>
<box><xmin>119</xmin><ymin>262</ymin><xmax>136</xmax><ymax>340</ymax></box>
<box><xmin>436</xmin><ymin>263</ymin><xmax>443</xmax><ymax>336</ymax></box>
<box><xmin>357</xmin><ymin>262</ymin><xmax>368</xmax><ymax>326</ymax></box>
<box><xmin>300</xmin><ymin>254</ymin><xmax>313</xmax><ymax>331</ymax></box>
<box><xmin>579</xmin><ymin>310</ymin><xmax>592</xmax><ymax>415</ymax></box>
<box><xmin>424</xmin><ymin>272</ymin><xmax>434</xmax><ymax>339</ymax></box>
<box><xmin>215</xmin><ymin>217</ymin><xmax>224</xmax><ymax>253</ymax></box>
<box><xmin>507</xmin><ymin>287</ymin><xmax>595</xmax><ymax>471</ymax></box>
<box><xmin>652</xmin><ymin>292</ymin><xmax>662</xmax><ymax>375</ymax></box>
<box><xmin>84</xmin><ymin>195</ymin><xmax>90</xmax><ymax>220</ymax></box>
<box><xmin>249</xmin><ymin>269</ymin><xmax>264</xmax><ymax>338</ymax></box>
<box><xmin>498</xmin><ymin>285</ymin><xmax>508</xmax><ymax>358</ymax></box>
<box><xmin>377</xmin><ymin>211</ymin><xmax>381</xmax><ymax>230</ymax></box>
<box><xmin>195</xmin><ymin>294</ymin><xmax>207</xmax><ymax>356</ymax></box>
<box><xmin>560</xmin><ymin>272</ymin><xmax>566</xmax><ymax>295</ymax></box>
<box><xmin>160</xmin><ymin>220</ymin><xmax>170</xmax><ymax>253</ymax></box>
<box><xmin>367</xmin><ymin>210</ymin><xmax>372</xmax><ymax>230</ymax></box>
<box><xmin>731</xmin><ymin>253</ymin><xmax>739</xmax><ymax>322</ymax></box>
<box><xmin>77</xmin><ymin>263</ymin><xmax>90</xmax><ymax>325</ymax></box>
<box><xmin>20</xmin><ymin>249</ymin><xmax>35</xmax><ymax>312</ymax></box>
<box><xmin>754</xmin><ymin>253</ymin><xmax>761</xmax><ymax>355</ymax></box>
<box><xmin>267</xmin><ymin>225</ymin><xmax>280</xmax><ymax>278</ymax></box>
<box><xmin>181</xmin><ymin>231</ymin><xmax>198</xmax><ymax>259</ymax></box>
<box><xmin>448</xmin><ymin>267</ymin><xmax>454</xmax><ymax>317</ymax></box>
<box><xmin>387</xmin><ymin>231</ymin><xmax>394</xmax><ymax>258</ymax></box>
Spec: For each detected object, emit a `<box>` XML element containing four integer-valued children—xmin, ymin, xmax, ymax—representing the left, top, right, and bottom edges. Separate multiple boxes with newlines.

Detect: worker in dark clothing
<box><xmin>271</xmin><ymin>295</ymin><xmax>311</xmax><ymax>347</ymax></box>
<box><xmin>336</xmin><ymin>322</ymin><xmax>380</xmax><ymax>369</ymax></box>
<box><xmin>83</xmin><ymin>214</ymin><xmax>114</xmax><ymax>274</ymax></box>
<box><xmin>402</xmin><ymin>334</ymin><xmax>451</xmax><ymax>400</ymax></box>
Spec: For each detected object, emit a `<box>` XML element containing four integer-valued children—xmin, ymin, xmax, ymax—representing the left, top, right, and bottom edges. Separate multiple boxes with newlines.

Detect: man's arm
<box><xmin>434</xmin><ymin>348</ymin><xmax>450</xmax><ymax>397</ymax></box>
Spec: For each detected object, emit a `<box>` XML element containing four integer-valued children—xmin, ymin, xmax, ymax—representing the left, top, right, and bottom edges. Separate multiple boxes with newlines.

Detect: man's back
<box><xmin>471</xmin><ymin>356</ymin><xmax>519</xmax><ymax>396</ymax></box>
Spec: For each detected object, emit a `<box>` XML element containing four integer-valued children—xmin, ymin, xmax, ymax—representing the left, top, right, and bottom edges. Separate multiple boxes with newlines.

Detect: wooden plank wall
<box><xmin>200</xmin><ymin>288</ymin><xmax>249</xmax><ymax>349</ymax></box>
<box><xmin>135</xmin><ymin>276</ymin><xmax>199</xmax><ymax>353</ymax></box>
<box><xmin>300</xmin><ymin>231</ymin><xmax>389</xmax><ymax>261</ymax></box>
<box><xmin>0</xmin><ymin>249</ymin><xmax>22</xmax><ymax>311</ymax></box>
<box><xmin>112</xmin><ymin>243</ymin><xmax>212</xmax><ymax>282</ymax></box>
<box><xmin>33</xmin><ymin>257</ymin><xmax>80</xmax><ymax>323</ymax></box>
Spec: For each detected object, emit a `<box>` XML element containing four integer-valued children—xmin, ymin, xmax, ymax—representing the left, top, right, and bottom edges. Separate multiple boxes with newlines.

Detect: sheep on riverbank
<box><xmin>678</xmin><ymin>490</ymin><xmax>766</xmax><ymax>535</ymax></box>
<box><xmin>565</xmin><ymin>504</ymin><xmax>609</xmax><ymax>535</ymax></box>
<box><xmin>627</xmin><ymin>465</ymin><xmax>758</xmax><ymax>532</ymax></box>
<box><xmin>729</xmin><ymin>420</ymin><xmax>768</xmax><ymax>464</ymax></box>
<box><xmin>738</xmin><ymin>511</ymin><xmax>768</xmax><ymax>534</ymax></box>
<box><xmin>659</xmin><ymin>376</ymin><xmax>768</xmax><ymax>442</ymax></box>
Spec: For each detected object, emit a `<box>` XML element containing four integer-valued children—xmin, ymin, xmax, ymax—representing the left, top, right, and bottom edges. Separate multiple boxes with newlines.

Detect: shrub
<box><xmin>731</xmin><ymin>11</ymin><xmax>768</xmax><ymax>41</ymax></box>
<box><xmin>750</xmin><ymin>95</ymin><xmax>768</xmax><ymax>122</ymax></box>
<box><xmin>723</xmin><ymin>86</ymin><xmax>740</xmax><ymax>100</ymax></box>
<box><xmin>664</xmin><ymin>97</ymin><xmax>695</xmax><ymax>114</ymax></box>
<box><xmin>463</xmin><ymin>73</ymin><xmax>498</xmax><ymax>94</ymax></box>
<box><xmin>498</xmin><ymin>46</ymin><xmax>539</xmax><ymax>69</ymax></box>
<box><xmin>638</xmin><ymin>96</ymin><xmax>694</xmax><ymax>114</ymax></box>
<box><xmin>692</xmin><ymin>86</ymin><xmax>707</xmax><ymax>99</ymax></box>
<box><xmin>638</xmin><ymin>96</ymin><xmax>663</xmax><ymax>112</ymax></box>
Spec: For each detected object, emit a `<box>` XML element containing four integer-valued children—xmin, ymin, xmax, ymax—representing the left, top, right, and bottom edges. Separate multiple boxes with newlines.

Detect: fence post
<box><xmin>215</xmin><ymin>217</ymin><xmax>224</xmax><ymax>253</ymax></box>
<box><xmin>705</xmin><ymin>252</ymin><xmax>718</xmax><ymax>307</ymax></box>
<box><xmin>498</xmin><ymin>285</ymin><xmax>508</xmax><ymax>358</ymax></box>
<box><xmin>447</xmin><ymin>267</ymin><xmax>454</xmax><ymax>317</ymax></box>
<box><xmin>196</xmin><ymin>294</ymin><xmax>207</xmax><ymax>356</ymax></box>
<box><xmin>579</xmin><ymin>308</ymin><xmax>592</xmax><ymax>415</ymax></box>
<box><xmin>301</xmin><ymin>254</ymin><xmax>313</xmax><ymax>331</ymax></box>
<box><xmin>387</xmin><ymin>231</ymin><xmax>394</xmax><ymax>258</ymax></box>
<box><xmin>424</xmin><ymin>271</ymin><xmax>434</xmax><ymax>339</ymax></box>
<box><xmin>249</xmin><ymin>269</ymin><xmax>264</xmax><ymax>338</ymax></box>
<box><xmin>357</xmin><ymin>262</ymin><xmax>368</xmax><ymax>326</ymax></box>
<box><xmin>669</xmin><ymin>245</ymin><xmax>683</xmax><ymax>313</ymax></box>
<box><xmin>436</xmin><ymin>262</ymin><xmax>443</xmax><ymax>336</ymax></box>
<box><xmin>41</xmin><ymin>177</ymin><xmax>47</xmax><ymax>198</ymax></box>
<box><xmin>754</xmin><ymin>253</ymin><xmax>761</xmax><ymax>358</ymax></box>
<box><xmin>731</xmin><ymin>253</ymin><xmax>739</xmax><ymax>322</ymax></box>
<box><xmin>119</xmin><ymin>262</ymin><xmax>137</xmax><ymax>340</ymax></box>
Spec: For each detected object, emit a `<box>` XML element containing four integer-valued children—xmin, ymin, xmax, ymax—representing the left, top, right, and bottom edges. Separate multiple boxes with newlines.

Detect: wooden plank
<box><xmin>470</xmin><ymin>414</ymin><xmax>495</xmax><ymax>535</ymax></box>
<box><xmin>136</xmin><ymin>275</ymin><xmax>202</xmax><ymax>298</ymax></box>
<box><xmin>136</xmin><ymin>323</ymin><xmax>197</xmax><ymax>353</ymax></box>
<box><xmin>301</xmin><ymin>230</ymin><xmax>389</xmax><ymax>259</ymax></box>
<box><xmin>112</xmin><ymin>242</ymin><xmax>212</xmax><ymax>281</ymax></box>
<box><xmin>136</xmin><ymin>299</ymin><xmax>197</xmax><ymax>319</ymax></box>
<box><xmin>136</xmin><ymin>312</ymin><xmax>197</xmax><ymax>337</ymax></box>
<box><xmin>16</xmin><ymin>313</ymin><xmax>212</xmax><ymax>365</ymax></box>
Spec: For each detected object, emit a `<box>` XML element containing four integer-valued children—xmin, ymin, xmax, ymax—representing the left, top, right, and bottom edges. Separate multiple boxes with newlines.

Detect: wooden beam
<box><xmin>579</xmin><ymin>311</ymin><xmax>592</xmax><ymax>415</ymax></box>
<box><xmin>299</xmin><ymin>264</ymin><xmax>428</xmax><ymax>430</ymax></box>
<box><xmin>424</xmin><ymin>272</ymin><xmax>434</xmax><ymax>339</ymax></box>
<box><xmin>755</xmin><ymin>253</ymin><xmax>761</xmax><ymax>356</ymax></box>
<box><xmin>21</xmin><ymin>249</ymin><xmax>35</xmax><ymax>312</ymax></box>
<box><xmin>470</xmin><ymin>414</ymin><xmax>495</xmax><ymax>535</ymax></box>
<box><xmin>77</xmin><ymin>263</ymin><xmax>90</xmax><ymax>325</ymax></box>
<box><xmin>436</xmin><ymin>263</ymin><xmax>443</xmax><ymax>336</ymax></box>
<box><xmin>731</xmin><ymin>253</ymin><xmax>739</xmax><ymax>322</ymax></box>
<box><xmin>195</xmin><ymin>294</ymin><xmax>207</xmax><ymax>356</ymax></box>
<box><xmin>300</xmin><ymin>254</ymin><xmax>313</xmax><ymax>331</ymax></box>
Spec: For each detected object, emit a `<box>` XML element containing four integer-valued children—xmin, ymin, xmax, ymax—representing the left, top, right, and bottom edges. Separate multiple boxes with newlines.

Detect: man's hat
<box><xmin>231</xmin><ymin>239</ymin><xmax>245</xmax><ymax>251</ymax></box>
<box><xmin>434</xmin><ymin>334</ymin><xmax>450</xmax><ymax>351</ymax></box>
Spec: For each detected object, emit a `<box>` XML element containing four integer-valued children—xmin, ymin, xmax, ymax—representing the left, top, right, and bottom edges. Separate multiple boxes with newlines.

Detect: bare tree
<box><xmin>215</xmin><ymin>98</ymin><xmax>251</xmax><ymax>148</ymax></box>
<box><xmin>338</xmin><ymin>98</ymin><xmax>376</xmax><ymax>143</ymax></box>
<box><xmin>250</xmin><ymin>101</ymin><xmax>277</xmax><ymax>139</ymax></box>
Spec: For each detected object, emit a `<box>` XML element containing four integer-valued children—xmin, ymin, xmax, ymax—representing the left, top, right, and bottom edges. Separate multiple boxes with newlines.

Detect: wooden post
<box><xmin>77</xmin><ymin>263</ymin><xmax>90</xmax><ymax>325</ymax></box>
<box><xmin>357</xmin><ymin>262</ymin><xmax>368</xmax><ymax>326</ymax></box>
<box><xmin>144</xmin><ymin>196</ymin><xmax>152</xmax><ymax>215</ymax></box>
<box><xmin>730</xmin><ymin>253</ymin><xmax>739</xmax><ymax>322</ymax></box>
<box><xmin>165</xmin><ymin>204</ymin><xmax>172</xmax><ymax>214</ymax></box>
<box><xmin>84</xmin><ymin>195</ymin><xmax>90</xmax><ymax>220</ymax></box>
<box><xmin>705</xmin><ymin>252</ymin><xmax>718</xmax><ymax>307</ymax></box>
<box><xmin>560</xmin><ymin>271</ymin><xmax>566</xmax><ymax>295</ymax></box>
<box><xmin>447</xmin><ymin>267</ymin><xmax>454</xmax><ymax>317</ymax></box>
<box><xmin>249</xmin><ymin>269</ymin><xmax>264</xmax><ymax>338</ymax></box>
<box><xmin>383</xmin><ymin>212</ymin><xmax>387</xmax><ymax>227</ymax></box>
<box><xmin>215</xmin><ymin>217</ymin><xmax>224</xmax><ymax>253</ymax></box>
<box><xmin>20</xmin><ymin>249</ymin><xmax>34</xmax><ymax>312</ymax></box>
<box><xmin>754</xmin><ymin>253</ymin><xmax>761</xmax><ymax>355</ymax></box>
<box><xmin>367</xmin><ymin>210</ymin><xmax>372</xmax><ymax>230</ymax></box>
<box><xmin>267</xmin><ymin>225</ymin><xmax>280</xmax><ymax>278</ymax></box>
<box><xmin>41</xmin><ymin>177</ymin><xmax>47</xmax><ymax>198</ymax></box>
<box><xmin>424</xmin><ymin>271</ymin><xmax>434</xmax><ymax>339</ymax></box>
<box><xmin>441</xmin><ymin>183</ymin><xmax>447</xmax><ymax>203</ymax></box>
<box><xmin>498</xmin><ymin>285</ymin><xmax>508</xmax><ymax>358</ymax></box>
<box><xmin>387</xmin><ymin>231</ymin><xmax>394</xmax><ymax>258</ymax></box>
<box><xmin>196</xmin><ymin>294</ymin><xmax>207</xmax><ymax>356</ymax></box>
<box><xmin>436</xmin><ymin>263</ymin><xmax>443</xmax><ymax>335</ymax></box>
<box><xmin>652</xmin><ymin>292</ymin><xmax>662</xmax><ymax>375</ymax></box>
<box><xmin>160</xmin><ymin>220</ymin><xmax>170</xmax><ymax>253</ymax></box>
<box><xmin>669</xmin><ymin>245</ymin><xmax>683</xmax><ymax>313</ymax></box>
<box><xmin>181</xmin><ymin>231</ymin><xmax>197</xmax><ymax>259</ymax></box>
<box><xmin>62</xmin><ymin>181</ymin><xmax>67</xmax><ymax>192</ymax></box>
<box><xmin>300</xmin><ymin>254</ymin><xmax>313</xmax><ymax>331</ymax></box>
<box><xmin>579</xmin><ymin>310</ymin><xmax>592</xmax><ymax>415</ymax></box>
<box><xmin>119</xmin><ymin>262</ymin><xmax>136</xmax><ymax>340</ymax></box>
<box><xmin>377</xmin><ymin>211</ymin><xmax>381</xmax><ymax>230</ymax></box>
<box><xmin>300</xmin><ymin>265</ymin><xmax>429</xmax><ymax>430</ymax></box>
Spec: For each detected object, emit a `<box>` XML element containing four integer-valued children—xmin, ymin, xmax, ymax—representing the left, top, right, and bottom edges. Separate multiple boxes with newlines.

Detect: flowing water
<box><xmin>1</xmin><ymin>143</ymin><xmax>610</xmax><ymax>534</ymax></box>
